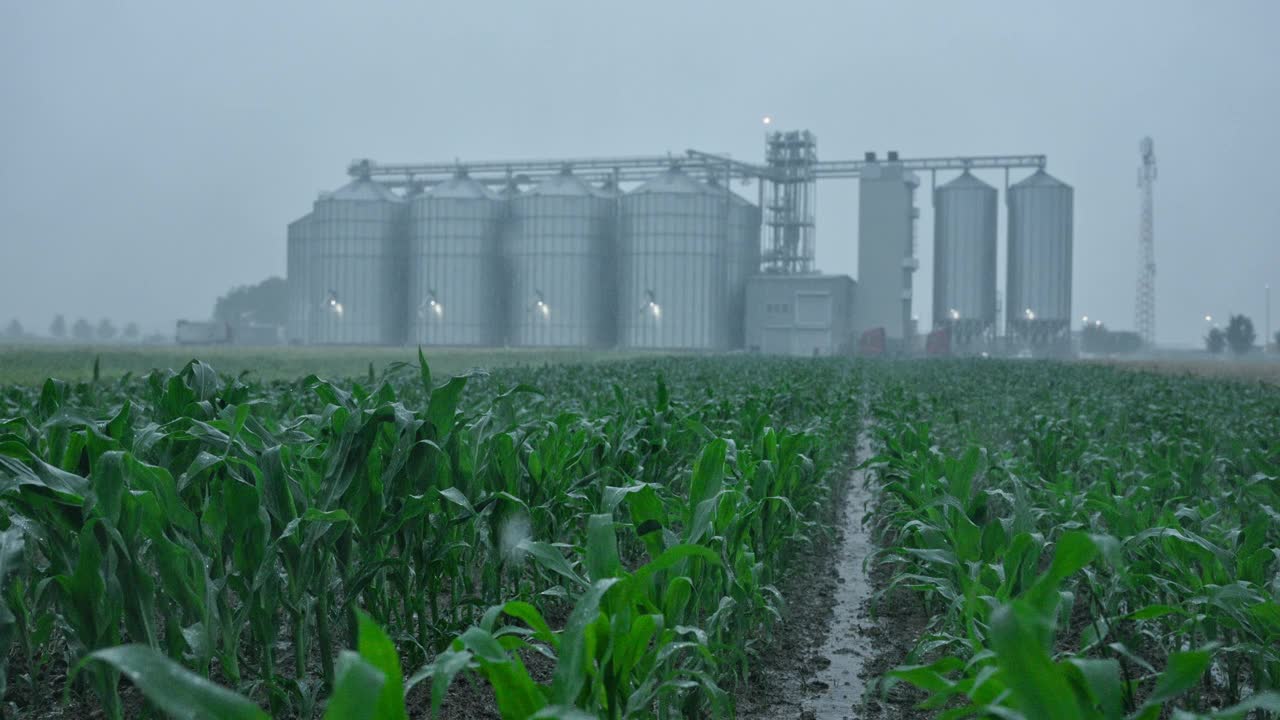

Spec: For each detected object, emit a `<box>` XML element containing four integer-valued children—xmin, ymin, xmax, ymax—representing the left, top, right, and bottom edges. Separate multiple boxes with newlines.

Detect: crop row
<box><xmin>864</xmin><ymin>361</ymin><xmax>1280</xmax><ymax>719</ymax></box>
<box><xmin>0</xmin><ymin>355</ymin><xmax>861</xmax><ymax>718</ymax></box>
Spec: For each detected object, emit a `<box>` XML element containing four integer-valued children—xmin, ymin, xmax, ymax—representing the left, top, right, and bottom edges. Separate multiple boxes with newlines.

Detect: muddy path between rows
<box><xmin>739</xmin><ymin>427</ymin><xmax>932</xmax><ymax>720</ymax></box>
<box><xmin>804</xmin><ymin>460</ymin><xmax>876</xmax><ymax>719</ymax></box>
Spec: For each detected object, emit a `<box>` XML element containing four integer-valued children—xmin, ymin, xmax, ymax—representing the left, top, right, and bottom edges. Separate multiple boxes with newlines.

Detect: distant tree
<box><xmin>123</xmin><ymin>322</ymin><xmax>140</xmax><ymax>340</ymax></box>
<box><xmin>214</xmin><ymin>276</ymin><xmax>288</xmax><ymax>327</ymax></box>
<box><xmin>49</xmin><ymin>314</ymin><xmax>67</xmax><ymax>339</ymax></box>
<box><xmin>72</xmin><ymin>317</ymin><xmax>93</xmax><ymax>341</ymax></box>
<box><xmin>1226</xmin><ymin>314</ymin><xmax>1256</xmax><ymax>355</ymax></box>
<box><xmin>96</xmin><ymin>318</ymin><xmax>118</xmax><ymax>342</ymax></box>
<box><xmin>1206</xmin><ymin>327</ymin><xmax>1226</xmax><ymax>354</ymax></box>
<box><xmin>1274</xmin><ymin>330</ymin><xmax>1280</xmax><ymax>352</ymax></box>
<box><xmin>4</xmin><ymin>319</ymin><xmax>23</xmax><ymax>339</ymax></box>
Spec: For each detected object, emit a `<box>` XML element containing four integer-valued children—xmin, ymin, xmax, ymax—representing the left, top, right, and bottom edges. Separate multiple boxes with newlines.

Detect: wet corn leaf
<box><xmin>83</xmin><ymin>644</ymin><xmax>269</xmax><ymax>719</ymax></box>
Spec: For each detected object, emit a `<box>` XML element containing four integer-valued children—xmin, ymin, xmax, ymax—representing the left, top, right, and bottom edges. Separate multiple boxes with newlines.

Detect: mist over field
<box><xmin>3</xmin><ymin>2</ymin><xmax>1279</xmax><ymax>346</ymax></box>
<box><xmin>1</xmin><ymin>5</ymin><xmax>1279</xmax><ymax>719</ymax></box>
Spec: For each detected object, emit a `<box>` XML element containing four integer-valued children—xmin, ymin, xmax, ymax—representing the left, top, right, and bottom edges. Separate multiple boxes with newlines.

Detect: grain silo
<box><xmin>306</xmin><ymin>178</ymin><xmax>406</xmax><ymax>344</ymax></box>
<box><xmin>618</xmin><ymin>168</ymin><xmax>729</xmax><ymax>350</ymax></box>
<box><xmin>408</xmin><ymin>171</ymin><xmax>505</xmax><ymax>346</ymax></box>
<box><xmin>285</xmin><ymin>212</ymin><xmax>312</xmax><ymax>344</ymax></box>
<box><xmin>506</xmin><ymin>169</ymin><xmax>616</xmax><ymax>347</ymax></box>
<box><xmin>707</xmin><ymin>178</ymin><xmax>761</xmax><ymax>349</ymax></box>
<box><xmin>1006</xmin><ymin>170</ymin><xmax>1073</xmax><ymax>343</ymax></box>
<box><xmin>932</xmin><ymin>171</ymin><xmax>997</xmax><ymax>342</ymax></box>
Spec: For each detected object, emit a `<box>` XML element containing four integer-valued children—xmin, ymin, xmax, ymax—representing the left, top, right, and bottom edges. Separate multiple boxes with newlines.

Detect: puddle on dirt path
<box><xmin>803</xmin><ymin>439</ymin><xmax>876</xmax><ymax>720</ymax></box>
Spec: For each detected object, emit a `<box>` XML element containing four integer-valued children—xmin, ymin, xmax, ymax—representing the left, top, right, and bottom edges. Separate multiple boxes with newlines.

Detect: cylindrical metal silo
<box><xmin>307</xmin><ymin>178</ymin><xmax>406</xmax><ymax>345</ymax></box>
<box><xmin>408</xmin><ymin>171</ymin><xmax>505</xmax><ymax>346</ymax></box>
<box><xmin>286</xmin><ymin>212</ymin><xmax>312</xmax><ymax>344</ymax></box>
<box><xmin>933</xmin><ymin>171</ymin><xmax>997</xmax><ymax>342</ymax></box>
<box><xmin>618</xmin><ymin>168</ymin><xmax>730</xmax><ymax>350</ymax></box>
<box><xmin>708</xmin><ymin>179</ymin><xmax>761</xmax><ymax>349</ymax></box>
<box><xmin>1006</xmin><ymin>169</ymin><xmax>1073</xmax><ymax>343</ymax></box>
<box><xmin>506</xmin><ymin>169</ymin><xmax>616</xmax><ymax>347</ymax></box>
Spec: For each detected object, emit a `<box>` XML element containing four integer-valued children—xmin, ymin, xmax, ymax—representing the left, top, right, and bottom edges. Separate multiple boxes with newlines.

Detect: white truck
<box><xmin>175</xmin><ymin>320</ymin><xmax>231</xmax><ymax>345</ymax></box>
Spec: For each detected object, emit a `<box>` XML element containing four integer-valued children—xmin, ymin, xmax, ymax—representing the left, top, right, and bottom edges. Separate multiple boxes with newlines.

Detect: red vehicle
<box><xmin>858</xmin><ymin>327</ymin><xmax>886</xmax><ymax>357</ymax></box>
<box><xmin>926</xmin><ymin>327</ymin><xmax>951</xmax><ymax>356</ymax></box>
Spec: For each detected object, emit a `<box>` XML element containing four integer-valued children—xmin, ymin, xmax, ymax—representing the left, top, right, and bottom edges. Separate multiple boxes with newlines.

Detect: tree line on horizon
<box><xmin>3</xmin><ymin>315</ymin><xmax>152</xmax><ymax>343</ymax></box>
<box><xmin>4</xmin><ymin>276</ymin><xmax>288</xmax><ymax>345</ymax></box>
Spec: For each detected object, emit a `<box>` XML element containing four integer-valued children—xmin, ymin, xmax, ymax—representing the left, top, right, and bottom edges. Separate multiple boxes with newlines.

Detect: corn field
<box><xmin>864</xmin><ymin>361</ymin><xmax>1280</xmax><ymax>719</ymax></box>
<box><xmin>0</xmin><ymin>354</ymin><xmax>859</xmax><ymax>718</ymax></box>
<box><xmin>0</xmin><ymin>356</ymin><xmax>1277</xmax><ymax>718</ymax></box>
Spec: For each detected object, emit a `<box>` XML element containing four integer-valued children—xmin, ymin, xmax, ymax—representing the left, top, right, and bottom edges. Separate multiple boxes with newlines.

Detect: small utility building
<box><xmin>744</xmin><ymin>274</ymin><xmax>856</xmax><ymax>356</ymax></box>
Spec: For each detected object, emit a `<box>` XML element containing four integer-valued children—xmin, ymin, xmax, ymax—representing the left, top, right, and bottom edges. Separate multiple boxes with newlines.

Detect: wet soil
<box><xmin>734</xmin><ymin>508</ymin><xmax>842</xmax><ymax>719</ymax></box>
<box><xmin>804</xmin><ymin>476</ymin><xmax>877</xmax><ymax>720</ymax></box>
<box><xmin>855</xmin><ymin>562</ymin><xmax>933</xmax><ymax>720</ymax></box>
<box><xmin>739</xmin><ymin>430</ymin><xmax>935</xmax><ymax>720</ymax></box>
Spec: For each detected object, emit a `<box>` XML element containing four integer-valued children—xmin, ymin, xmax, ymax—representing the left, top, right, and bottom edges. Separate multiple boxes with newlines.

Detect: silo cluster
<box><xmin>287</xmin><ymin>167</ymin><xmax>761</xmax><ymax>349</ymax></box>
<box><xmin>931</xmin><ymin>168</ymin><xmax>1072</xmax><ymax>347</ymax></box>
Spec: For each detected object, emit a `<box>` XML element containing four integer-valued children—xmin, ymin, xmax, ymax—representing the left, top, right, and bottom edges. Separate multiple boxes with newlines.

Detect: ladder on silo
<box><xmin>1135</xmin><ymin>137</ymin><xmax>1157</xmax><ymax>346</ymax></box>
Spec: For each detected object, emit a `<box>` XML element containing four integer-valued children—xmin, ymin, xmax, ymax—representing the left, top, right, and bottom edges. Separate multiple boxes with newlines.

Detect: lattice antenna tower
<box><xmin>1136</xmin><ymin>136</ymin><xmax>1157</xmax><ymax>345</ymax></box>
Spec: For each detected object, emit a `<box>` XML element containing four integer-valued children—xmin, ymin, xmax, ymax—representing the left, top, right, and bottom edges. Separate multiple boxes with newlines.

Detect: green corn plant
<box><xmin>80</xmin><ymin>610</ymin><xmax>420</xmax><ymax>720</ymax></box>
<box><xmin>2</xmin><ymin>354</ymin><xmax>861</xmax><ymax>716</ymax></box>
<box><xmin>866</xmin><ymin>360</ymin><xmax>1280</xmax><ymax>718</ymax></box>
<box><xmin>426</xmin><ymin>520</ymin><xmax>730</xmax><ymax>719</ymax></box>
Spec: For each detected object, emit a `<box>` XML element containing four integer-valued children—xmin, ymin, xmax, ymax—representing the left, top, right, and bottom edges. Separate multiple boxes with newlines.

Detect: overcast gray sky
<box><xmin>3</xmin><ymin>1</ymin><xmax>1277</xmax><ymax>346</ymax></box>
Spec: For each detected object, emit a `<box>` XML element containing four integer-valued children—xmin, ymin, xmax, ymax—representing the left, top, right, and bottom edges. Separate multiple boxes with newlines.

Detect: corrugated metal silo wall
<box><xmin>286</xmin><ymin>213</ymin><xmax>311</xmax><ymax>343</ymax></box>
<box><xmin>408</xmin><ymin>194</ymin><xmax>505</xmax><ymax>346</ymax></box>
<box><xmin>932</xmin><ymin>175</ymin><xmax>997</xmax><ymax>333</ymax></box>
<box><xmin>307</xmin><ymin>197</ymin><xmax>406</xmax><ymax>345</ymax></box>
<box><xmin>1006</xmin><ymin>173</ymin><xmax>1073</xmax><ymax>336</ymax></box>
<box><xmin>506</xmin><ymin>192</ymin><xmax>616</xmax><ymax>347</ymax></box>
<box><xmin>618</xmin><ymin>189</ymin><xmax>730</xmax><ymax>350</ymax></box>
<box><xmin>727</xmin><ymin>199</ymin><xmax>762</xmax><ymax>349</ymax></box>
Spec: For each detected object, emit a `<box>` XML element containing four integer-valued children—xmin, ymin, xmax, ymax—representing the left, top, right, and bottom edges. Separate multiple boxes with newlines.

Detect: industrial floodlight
<box><xmin>643</xmin><ymin>290</ymin><xmax>661</xmax><ymax>319</ymax></box>
<box><xmin>325</xmin><ymin>290</ymin><xmax>344</xmax><ymax>316</ymax></box>
<box><xmin>949</xmin><ymin>308</ymin><xmax>960</xmax><ymax>321</ymax></box>
<box><xmin>534</xmin><ymin>290</ymin><xmax>550</xmax><ymax>317</ymax></box>
<box><xmin>1024</xmin><ymin>308</ymin><xmax>1036</xmax><ymax>321</ymax></box>
<box><xmin>419</xmin><ymin>290</ymin><xmax>443</xmax><ymax>318</ymax></box>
